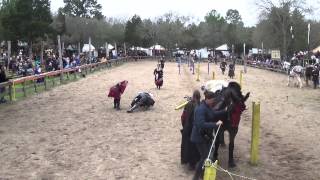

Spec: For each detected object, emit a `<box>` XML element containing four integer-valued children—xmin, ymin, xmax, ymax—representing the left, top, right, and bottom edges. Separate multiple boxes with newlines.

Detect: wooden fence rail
<box><xmin>0</xmin><ymin>56</ymin><xmax>147</xmax><ymax>104</ymax></box>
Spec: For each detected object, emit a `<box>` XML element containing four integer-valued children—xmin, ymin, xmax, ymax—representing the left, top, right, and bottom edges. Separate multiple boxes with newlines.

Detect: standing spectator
<box><xmin>0</xmin><ymin>65</ymin><xmax>8</xmax><ymax>103</ymax></box>
<box><xmin>312</xmin><ymin>64</ymin><xmax>319</xmax><ymax>89</ymax></box>
<box><xmin>220</xmin><ymin>59</ymin><xmax>227</xmax><ymax>75</ymax></box>
<box><xmin>181</xmin><ymin>90</ymin><xmax>201</xmax><ymax>170</ymax></box>
<box><xmin>190</xmin><ymin>92</ymin><xmax>226</xmax><ymax>180</ymax></box>
<box><xmin>113</xmin><ymin>83</ymin><xmax>122</xmax><ymax>110</ymax></box>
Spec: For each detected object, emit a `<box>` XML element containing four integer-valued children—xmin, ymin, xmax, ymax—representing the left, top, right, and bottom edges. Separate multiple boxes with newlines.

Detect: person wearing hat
<box><xmin>190</xmin><ymin>91</ymin><xmax>227</xmax><ymax>180</ymax></box>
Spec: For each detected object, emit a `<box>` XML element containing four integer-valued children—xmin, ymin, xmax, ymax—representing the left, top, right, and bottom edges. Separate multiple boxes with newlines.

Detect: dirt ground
<box><xmin>0</xmin><ymin>60</ymin><xmax>320</xmax><ymax>180</ymax></box>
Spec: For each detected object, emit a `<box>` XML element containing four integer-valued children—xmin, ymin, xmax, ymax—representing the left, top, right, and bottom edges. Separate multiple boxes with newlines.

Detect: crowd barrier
<box><xmin>0</xmin><ymin>56</ymin><xmax>150</xmax><ymax>104</ymax></box>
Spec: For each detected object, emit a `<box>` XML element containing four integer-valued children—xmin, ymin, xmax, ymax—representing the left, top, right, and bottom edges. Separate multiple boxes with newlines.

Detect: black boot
<box><xmin>228</xmin><ymin>159</ymin><xmax>236</xmax><ymax>168</ymax></box>
<box><xmin>116</xmin><ymin>101</ymin><xmax>121</xmax><ymax>110</ymax></box>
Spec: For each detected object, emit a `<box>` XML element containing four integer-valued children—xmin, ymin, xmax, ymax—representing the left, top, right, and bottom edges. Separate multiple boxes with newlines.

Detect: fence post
<box><xmin>44</xmin><ymin>77</ymin><xmax>47</xmax><ymax>90</ymax></box>
<box><xmin>67</xmin><ymin>72</ymin><xmax>70</xmax><ymax>80</ymax></box>
<box><xmin>52</xmin><ymin>76</ymin><xmax>55</xmax><ymax>87</ymax></box>
<box><xmin>9</xmin><ymin>83</ymin><xmax>13</xmax><ymax>102</ymax></box>
<box><xmin>204</xmin><ymin>160</ymin><xmax>217</xmax><ymax>180</ymax></box>
<box><xmin>74</xmin><ymin>70</ymin><xmax>77</xmax><ymax>79</ymax></box>
<box><xmin>251</xmin><ymin>102</ymin><xmax>260</xmax><ymax>165</ymax></box>
<box><xmin>22</xmin><ymin>80</ymin><xmax>26</xmax><ymax>97</ymax></box>
<box><xmin>60</xmin><ymin>72</ymin><xmax>63</xmax><ymax>84</ymax></box>
<box><xmin>34</xmin><ymin>80</ymin><xmax>37</xmax><ymax>93</ymax></box>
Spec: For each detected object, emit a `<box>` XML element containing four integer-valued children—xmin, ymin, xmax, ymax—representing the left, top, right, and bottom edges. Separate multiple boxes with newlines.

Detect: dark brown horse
<box><xmin>202</xmin><ymin>81</ymin><xmax>249</xmax><ymax>168</ymax></box>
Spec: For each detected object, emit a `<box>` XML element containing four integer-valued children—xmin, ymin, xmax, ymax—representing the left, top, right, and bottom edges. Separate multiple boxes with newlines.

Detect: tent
<box><xmin>215</xmin><ymin>44</ymin><xmax>230</xmax><ymax>57</ymax></box>
<box><xmin>149</xmin><ymin>44</ymin><xmax>165</xmax><ymax>50</ymax></box>
<box><xmin>312</xmin><ymin>46</ymin><xmax>320</xmax><ymax>54</ymax></box>
<box><xmin>196</xmin><ymin>48</ymin><xmax>209</xmax><ymax>58</ymax></box>
<box><xmin>215</xmin><ymin>44</ymin><xmax>229</xmax><ymax>51</ymax></box>
<box><xmin>82</xmin><ymin>44</ymin><xmax>95</xmax><ymax>52</ymax></box>
<box><xmin>66</xmin><ymin>45</ymin><xmax>74</xmax><ymax>51</ymax></box>
<box><xmin>107</xmin><ymin>44</ymin><xmax>114</xmax><ymax>50</ymax></box>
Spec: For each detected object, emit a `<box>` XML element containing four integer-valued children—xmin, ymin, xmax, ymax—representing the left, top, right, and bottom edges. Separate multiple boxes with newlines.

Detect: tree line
<box><xmin>0</xmin><ymin>0</ymin><xmax>319</xmax><ymax>57</ymax></box>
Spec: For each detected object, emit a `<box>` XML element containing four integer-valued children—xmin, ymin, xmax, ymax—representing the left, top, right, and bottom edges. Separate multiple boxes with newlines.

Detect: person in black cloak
<box><xmin>180</xmin><ymin>90</ymin><xmax>201</xmax><ymax>170</ymax></box>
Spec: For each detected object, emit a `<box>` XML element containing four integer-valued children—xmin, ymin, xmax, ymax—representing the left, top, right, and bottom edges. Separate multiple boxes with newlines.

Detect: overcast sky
<box><xmin>51</xmin><ymin>0</ymin><xmax>320</xmax><ymax>27</ymax></box>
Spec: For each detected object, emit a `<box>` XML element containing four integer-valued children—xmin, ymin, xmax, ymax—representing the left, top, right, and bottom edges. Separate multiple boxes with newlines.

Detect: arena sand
<box><xmin>0</xmin><ymin>60</ymin><xmax>320</xmax><ymax>179</ymax></box>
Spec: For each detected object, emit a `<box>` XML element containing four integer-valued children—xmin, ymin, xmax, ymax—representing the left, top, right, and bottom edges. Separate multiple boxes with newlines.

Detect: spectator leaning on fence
<box><xmin>0</xmin><ymin>65</ymin><xmax>8</xmax><ymax>103</ymax></box>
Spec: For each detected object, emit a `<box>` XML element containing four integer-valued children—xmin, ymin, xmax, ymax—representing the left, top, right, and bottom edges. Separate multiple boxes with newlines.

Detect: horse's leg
<box><xmin>213</xmin><ymin>129</ymin><xmax>224</xmax><ymax>160</ymax></box>
<box><xmin>228</xmin><ymin>127</ymin><xmax>238</xmax><ymax>168</ymax></box>
<box><xmin>287</xmin><ymin>76</ymin><xmax>291</xmax><ymax>86</ymax></box>
<box><xmin>220</xmin><ymin>129</ymin><xmax>226</xmax><ymax>147</ymax></box>
<box><xmin>297</xmin><ymin>76</ymin><xmax>303</xmax><ymax>88</ymax></box>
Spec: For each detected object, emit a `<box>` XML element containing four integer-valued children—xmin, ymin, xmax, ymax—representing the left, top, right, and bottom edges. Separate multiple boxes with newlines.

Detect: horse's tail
<box><xmin>243</xmin><ymin>92</ymin><xmax>250</xmax><ymax>102</ymax></box>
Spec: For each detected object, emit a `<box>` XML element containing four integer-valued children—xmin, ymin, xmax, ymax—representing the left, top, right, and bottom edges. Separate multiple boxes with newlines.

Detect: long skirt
<box><xmin>181</xmin><ymin>125</ymin><xmax>200</xmax><ymax>166</ymax></box>
<box><xmin>155</xmin><ymin>78</ymin><xmax>163</xmax><ymax>87</ymax></box>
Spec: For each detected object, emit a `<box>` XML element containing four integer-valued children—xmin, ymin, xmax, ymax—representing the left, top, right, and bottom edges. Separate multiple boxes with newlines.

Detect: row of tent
<box><xmin>80</xmin><ymin>44</ymin><xmax>166</xmax><ymax>53</ymax></box>
<box><xmin>78</xmin><ymin>43</ymin><xmax>231</xmax><ymax>58</ymax></box>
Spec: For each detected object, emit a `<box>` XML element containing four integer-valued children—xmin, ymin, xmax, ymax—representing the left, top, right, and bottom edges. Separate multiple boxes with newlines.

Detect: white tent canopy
<box><xmin>129</xmin><ymin>47</ymin><xmax>153</xmax><ymax>56</ymax></box>
<box><xmin>82</xmin><ymin>44</ymin><xmax>95</xmax><ymax>52</ymax></box>
<box><xmin>215</xmin><ymin>44</ymin><xmax>229</xmax><ymax>51</ymax></box>
<box><xmin>107</xmin><ymin>44</ymin><xmax>114</xmax><ymax>49</ymax></box>
<box><xmin>195</xmin><ymin>48</ymin><xmax>209</xmax><ymax>58</ymax></box>
<box><xmin>313</xmin><ymin>46</ymin><xmax>320</xmax><ymax>53</ymax></box>
<box><xmin>149</xmin><ymin>44</ymin><xmax>165</xmax><ymax>50</ymax></box>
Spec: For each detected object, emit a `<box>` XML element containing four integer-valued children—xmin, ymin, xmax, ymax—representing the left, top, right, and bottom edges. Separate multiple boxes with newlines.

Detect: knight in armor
<box><xmin>127</xmin><ymin>92</ymin><xmax>155</xmax><ymax>113</ymax></box>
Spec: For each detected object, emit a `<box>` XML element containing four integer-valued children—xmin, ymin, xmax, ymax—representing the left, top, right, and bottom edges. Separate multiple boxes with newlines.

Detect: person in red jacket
<box><xmin>113</xmin><ymin>83</ymin><xmax>122</xmax><ymax>110</ymax></box>
<box><xmin>108</xmin><ymin>81</ymin><xmax>128</xmax><ymax>110</ymax></box>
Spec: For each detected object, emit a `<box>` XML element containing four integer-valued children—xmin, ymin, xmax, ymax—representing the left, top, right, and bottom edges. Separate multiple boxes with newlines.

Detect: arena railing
<box><xmin>235</xmin><ymin>59</ymin><xmax>288</xmax><ymax>74</ymax></box>
<box><xmin>0</xmin><ymin>57</ymin><xmax>140</xmax><ymax>105</ymax></box>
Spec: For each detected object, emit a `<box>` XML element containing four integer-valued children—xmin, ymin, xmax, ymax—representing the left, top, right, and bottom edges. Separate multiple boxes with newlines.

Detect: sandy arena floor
<box><xmin>0</xmin><ymin>60</ymin><xmax>320</xmax><ymax>180</ymax></box>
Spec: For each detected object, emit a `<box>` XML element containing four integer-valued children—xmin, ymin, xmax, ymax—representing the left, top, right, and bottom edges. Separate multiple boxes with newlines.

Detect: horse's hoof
<box><xmin>228</xmin><ymin>161</ymin><xmax>237</xmax><ymax>168</ymax></box>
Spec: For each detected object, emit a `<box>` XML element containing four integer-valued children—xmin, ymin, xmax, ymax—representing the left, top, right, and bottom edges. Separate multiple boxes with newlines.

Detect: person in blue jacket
<box><xmin>190</xmin><ymin>91</ymin><xmax>226</xmax><ymax>180</ymax></box>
